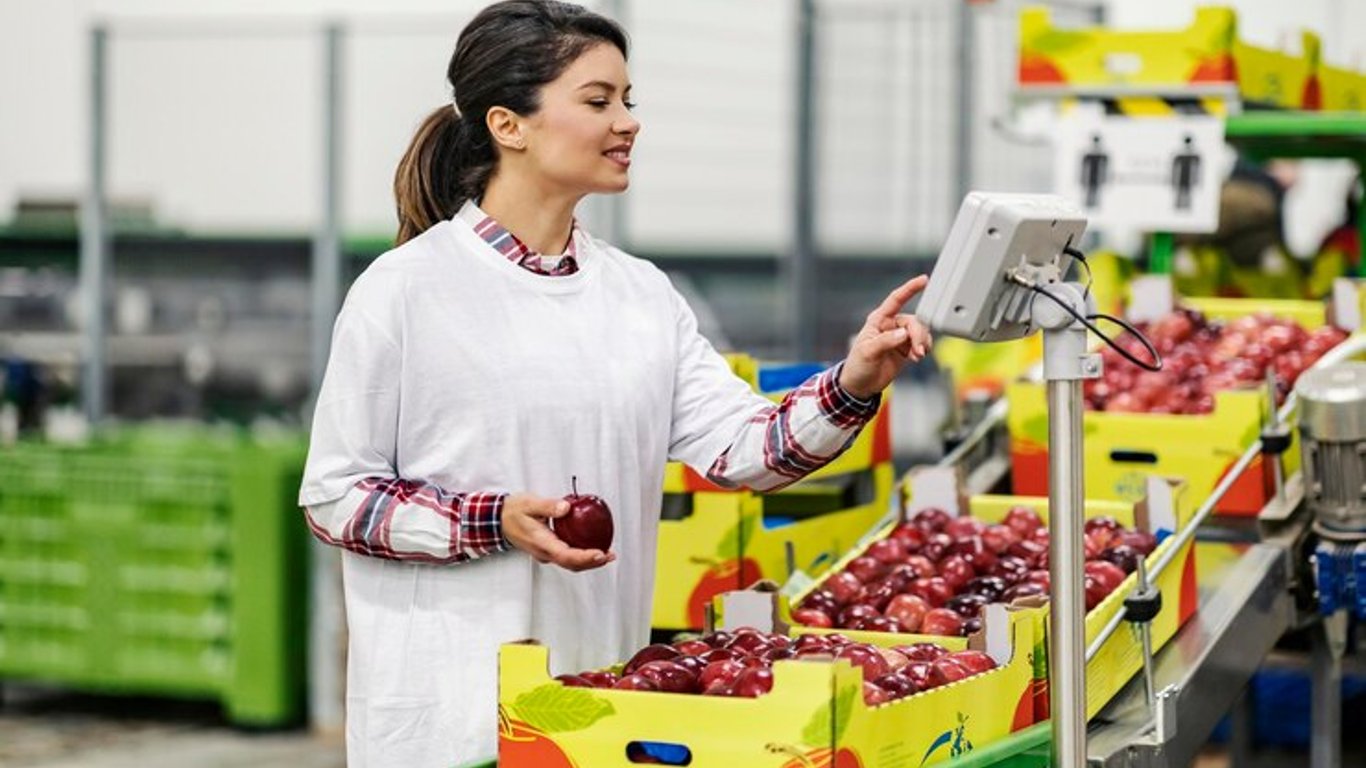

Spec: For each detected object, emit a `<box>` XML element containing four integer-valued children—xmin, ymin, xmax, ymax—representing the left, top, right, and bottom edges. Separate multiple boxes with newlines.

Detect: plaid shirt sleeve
<box><xmin>706</xmin><ymin>362</ymin><xmax>881</xmax><ymax>492</ymax></box>
<box><xmin>303</xmin><ymin>477</ymin><xmax>510</xmax><ymax>564</ymax></box>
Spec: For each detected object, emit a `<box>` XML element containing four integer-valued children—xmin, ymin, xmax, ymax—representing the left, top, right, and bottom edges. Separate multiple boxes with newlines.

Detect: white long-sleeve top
<box><xmin>297</xmin><ymin>202</ymin><xmax>879</xmax><ymax>766</ymax></box>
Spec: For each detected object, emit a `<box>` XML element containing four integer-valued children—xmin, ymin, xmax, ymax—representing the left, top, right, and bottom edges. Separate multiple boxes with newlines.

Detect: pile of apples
<box><xmin>1086</xmin><ymin>309</ymin><xmax>1347</xmax><ymax>414</ymax></box>
<box><xmin>555</xmin><ymin>626</ymin><xmax>997</xmax><ymax>705</ymax></box>
<box><xmin>790</xmin><ymin>506</ymin><xmax>1157</xmax><ymax>635</ymax></box>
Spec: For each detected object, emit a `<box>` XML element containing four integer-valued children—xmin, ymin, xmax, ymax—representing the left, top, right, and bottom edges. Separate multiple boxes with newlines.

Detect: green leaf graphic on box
<box><xmin>799</xmin><ymin>684</ymin><xmax>857</xmax><ymax>747</ymax></box>
<box><xmin>512</xmin><ymin>684</ymin><xmax>615</xmax><ymax>733</ymax></box>
<box><xmin>716</xmin><ymin>512</ymin><xmax>759</xmax><ymax>561</ymax></box>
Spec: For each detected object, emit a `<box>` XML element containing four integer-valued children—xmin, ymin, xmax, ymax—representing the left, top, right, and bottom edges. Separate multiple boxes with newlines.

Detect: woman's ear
<box><xmin>486</xmin><ymin>106</ymin><xmax>526</xmax><ymax>151</ymax></box>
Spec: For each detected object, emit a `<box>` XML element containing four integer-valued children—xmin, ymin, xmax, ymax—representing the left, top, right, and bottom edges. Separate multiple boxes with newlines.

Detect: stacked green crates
<box><xmin>0</xmin><ymin>426</ymin><xmax>308</xmax><ymax>726</ymax></box>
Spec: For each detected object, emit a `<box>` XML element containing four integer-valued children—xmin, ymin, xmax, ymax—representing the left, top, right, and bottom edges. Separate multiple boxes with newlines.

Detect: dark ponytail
<box><xmin>392</xmin><ymin>0</ymin><xmax>629</xmax><ymax>245</ymax></box>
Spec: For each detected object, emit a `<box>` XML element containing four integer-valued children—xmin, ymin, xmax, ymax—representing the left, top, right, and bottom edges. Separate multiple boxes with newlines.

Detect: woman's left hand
<box><xmin>838</xmin><ymin>275</ymin><xmax>934</xmax><ymax>400</ymax></box>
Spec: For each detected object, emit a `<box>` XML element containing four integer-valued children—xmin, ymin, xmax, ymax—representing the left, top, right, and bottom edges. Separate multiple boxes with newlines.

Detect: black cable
<box><xmin>1064</xmin><ymin>245</ymin><xmax>1093</xmax><ymax>301</ymax></box>
<box><xmin>1026</xmin><ymin>283</ymin><xmax>1164</xmax><ymax>372</ymax></box>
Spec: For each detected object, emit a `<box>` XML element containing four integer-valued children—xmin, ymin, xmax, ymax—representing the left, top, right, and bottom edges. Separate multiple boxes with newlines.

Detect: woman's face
<box><xmin>520</xmin><ymin>42</ymin><xmax>639</xmax><ymax>196</ymax></box>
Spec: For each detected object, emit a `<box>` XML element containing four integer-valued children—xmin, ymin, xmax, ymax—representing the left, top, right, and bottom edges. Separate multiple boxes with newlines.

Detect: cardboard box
<box><xmin>499</xmin><ymin>596</ymin><xmax>1037</xmax><ymax>768</ymax></box>
<box><xmin>652</xmin><ymin>358</ymin><xmax>895</xmax><ymax>630</ymax></box>
<box><xmin>1009</xmin><ymin>294</ymin><xmax>1351</xmax><ymax>516</ymax></box>
<box><xmin>1018</xmin><ymin>6</ymin><xmax>1327</xmax><ymax>111</ymax></box>
<box><xmin>787</xmin><ymin>467</ymin><xmax>1198</xmax><ymax>721</ymax></box>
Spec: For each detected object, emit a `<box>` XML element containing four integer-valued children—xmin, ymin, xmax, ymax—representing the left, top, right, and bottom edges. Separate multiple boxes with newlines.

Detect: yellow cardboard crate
<box><xmin>1322</xmin><ymin>63</ymin><xmax>1366</xmax><ymax>111</ymax></box>
<box><xmin>654</xmin><ymin>362</ymin><xmax>895</xmax><ymax>631</ymax></box>
<box><xmin>788</xmin><ymin>468</ymin><xmax>1196</xmax><ymax>722</ymax></box>
<box><xmin>653</xmin><ymin>462</ymin><xmax>895</xmax><ymax>631</ymax></box>
<box><xmin>499</xmin><ymin>600</ymin><xmax>1037</xmax><ymax>768</ymax></box>
<box><xmin>1009</xmin><ymin>296</ymin><xmax>1347</xmax><ymax>516</ymax></box>
<box><xmin>1019</xmin><ymin>6</ymin><xmax>1326</xmax><ymax>110</ymax></box>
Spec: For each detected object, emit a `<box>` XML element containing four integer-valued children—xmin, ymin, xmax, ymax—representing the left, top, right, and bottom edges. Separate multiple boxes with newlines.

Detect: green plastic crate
<box><xmin>0</xmin><ymin>426</ymin><xmax>308</xmax><ymax>726</ymax></box>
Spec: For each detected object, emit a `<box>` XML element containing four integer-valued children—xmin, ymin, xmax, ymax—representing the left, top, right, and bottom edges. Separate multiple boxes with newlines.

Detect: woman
<box><xmin>299</xmin><ymin>1</ymin><xmax>932</xmax><ymax>765</ymax></box>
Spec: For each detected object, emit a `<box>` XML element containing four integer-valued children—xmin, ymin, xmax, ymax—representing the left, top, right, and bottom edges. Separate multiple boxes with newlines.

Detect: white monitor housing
<box><xmin>915</xmin><ymin>192</ymin><xmax>1088</xmax><ymax>342</ymax></box>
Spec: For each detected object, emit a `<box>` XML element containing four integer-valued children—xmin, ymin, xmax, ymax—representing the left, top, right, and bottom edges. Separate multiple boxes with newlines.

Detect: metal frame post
<box><xmin>954</xmin><ymin>0</ymin><xmax>975</xmax><ymax>203</ymax></box>
<box><xmin>308</xmin><ymin>22</ymin><xmax>346</xmax><ymax>735</ymax></box>
<box><xmin>80</xmin><ymin>25</ymin><xmax>110</xmax><ymax>426</ymax></box>
<box><xmin>1032</xmin><ymin>282</ymin><xmax>1098</xmax><ymax>766</ymax></box>
<box><xmin>791</xmin><ymin>0</ymin><xmax>817</xmax><ymax>361</ymax></box>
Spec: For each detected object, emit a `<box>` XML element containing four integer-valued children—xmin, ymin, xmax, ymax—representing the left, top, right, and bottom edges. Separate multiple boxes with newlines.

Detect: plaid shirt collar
<box><xmin>457</xmin><ymin>201</ymin><xmax>580</xmax><ymax>276</ymax></box>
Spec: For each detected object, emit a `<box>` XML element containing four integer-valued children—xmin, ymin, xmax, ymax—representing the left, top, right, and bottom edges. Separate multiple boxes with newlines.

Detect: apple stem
<box><xmin>571</xmin><ymin>475</ymin><xmax>578</xmax><ymax>498</ymax></box>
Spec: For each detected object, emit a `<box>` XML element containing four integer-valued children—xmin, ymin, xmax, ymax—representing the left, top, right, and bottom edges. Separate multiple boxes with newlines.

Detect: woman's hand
<box><xmin>502</xmin><ymin>494</ymin><xmax>616</xmax><ymax>572</ymax></box>
<box><xmin>838</xmin><ymin>275</ymin><xmax>934</xmax><ymax>400</ymax></box>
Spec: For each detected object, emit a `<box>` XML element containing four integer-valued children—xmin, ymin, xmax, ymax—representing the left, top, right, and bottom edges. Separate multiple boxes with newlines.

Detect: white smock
<box><xmin>299</xmin><ymin>208</ymin><xmax>799</xmax><ymax>766</ymax></box>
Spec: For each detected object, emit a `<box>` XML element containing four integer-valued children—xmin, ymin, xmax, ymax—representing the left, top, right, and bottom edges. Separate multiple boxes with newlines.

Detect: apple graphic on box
<box><xmin>554</xmin><ymin>476</ymin><xmax>614</xmax><ymax>551</ymax></box>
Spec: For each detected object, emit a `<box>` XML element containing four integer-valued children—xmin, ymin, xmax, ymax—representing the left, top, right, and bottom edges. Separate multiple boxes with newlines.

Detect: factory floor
<box><xmin>0</xmin><ymin>683</ymin><xmax>1318</xmax><ymax>768</ymax></box>
<box><xmin>0</xmin><ymin>685</ymin><xmax>343</xmax><ymax>768</ymax></box>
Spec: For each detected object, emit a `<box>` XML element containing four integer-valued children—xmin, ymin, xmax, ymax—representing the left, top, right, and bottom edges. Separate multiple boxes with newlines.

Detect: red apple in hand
<box><xmin>554</xmin><ymin>476</ymin><xmax>614</xmax><ymax>551</ymax></box>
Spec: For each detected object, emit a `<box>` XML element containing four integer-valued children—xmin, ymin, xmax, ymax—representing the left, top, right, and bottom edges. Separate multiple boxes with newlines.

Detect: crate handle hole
<box><xmin>626</xmin><ymin>741</ymin><xmax>693</xmax><ymax>765</ymax></box>
<box><xmin>1109</xmin><ymin>450</ymin><xmax>1158</xmax><ymax>464</ymax></box>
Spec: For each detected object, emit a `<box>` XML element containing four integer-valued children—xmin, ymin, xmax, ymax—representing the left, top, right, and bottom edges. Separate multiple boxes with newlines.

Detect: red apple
<box><xmin>928</xmin><ymin>658</ymin><xmax>971</xmax><ymax>687</ymax></box>
<box><xmin>702</xmin><ymin>630</ymin><xmax>733</xmax><ymax>648</ymax></box>
<box><xmin>982</xmin><ymin>524</ymin><xmax>1021</xmax><ymax>554</ymax></box>
<box><xmin>793</xmin><ymin>633</ymin><xmax>834</xmax><ymax>654</ymax></box>
<box><xmin>792</xmin><ymin>607</ymin><xmax>835</xmax><ymax>628</ymax></box>
<box><xmin>1100</xmin><ymin>544</ymin><xmax>1142</xmax><ymax>574</ymax></box>
<box><xmin>623</xmin><ymin>643</ymin><xmax>680</xmax><ymax>674</ymax></box>
<box><xmin>908</xmin><ymin>577</ymin><xmax>953</xmax><ymax>608</ymax></box>
<box><xmin>884</xmin><ymin>593</ymin><xmax>930</xmax><ymax>633</ymax></box>
<box><xmin>731</xmin><ymin>667</ymin><xmax>775</xmax><ymax>698</ymax></box>
<box><xmin>862</xmin><ymin>680</ymin><xmax>891</xmax><ymax>706</ymax></box>
<box><xmin>874</xmin><ymin>671</ymin><xmax>921</xmax><ymax>700</ymax></box>
<box><xmin>836</xmin><ymin>644</ymin><xmax>891</xmax><ymax>681</ymax></box>
<box><xmin>1003</xmin><ymin>506</ymin><xmax>1044</xmax><ymax>537</ymax></box>
<box><xmin>964</xmin><ymin>575</ymin><xmax>1008</xmax><ymax>601</ymax></box>
<box><xmin>673</xmin><ymin>639</ymin><xmax>711</xmax><ymax>656</ymax></box>
<box><xmin>944</xmin><ymin>516</ymin><xmax>986</xmax><ymax>539</ymax></box>
<box><xmin>903</xmin><ymin>555</ymin><xmax>938</xmax><ymax>579</ymax></box>
<box><xmin>1003</xmin><ymin>581</ymin><xmax>1047</xmax><ymax>602</ymax></box>
<box><xmin>837</xmin><ymin>604</ymin><xmax>882</xmax><ymax>629</ymax></box>
<box><xmin>866</xmin><ymin>537</ymin><xmax>908</xmax><ymax>565</ymax></box>
<box><xmin>945</xmin><ymin>593</ymin><xmax>988</xmax><ymax>618</ymax></box>
<box><xmin>554</xmin><ymin>476</ymin><xmax>614</xmax><ymax>551</ymax></box>
<box><xmin>578</xmin><ymin>670</ymin><xmax>619</xmax><ymax>688</ymax></box>
<box><xmin>824</xmin><ymin>571</ymin><xmax>864</xmax><ymax>605</ymax></box>
<box><xmin>889</xmin><ymin>523</ymin><xmax>927</xmax><ymax>549</ymax></box>
<box><xmin>894</xmin><ymin>642</ymin><xmax>949</xmax><ymax>662</ymax></box>
<box><xmin>726</xmin><ymin>629</ymin><xmax>775</xmax><ymax>656</ymax></box>
<box><xmin>1117</xmin><ymin>529</ymin><xmax>1157</xmax><ymax>555</ymax></box>
<box><xmin>938</xmin><ymin>555</ymin><xmax>976</xmax><ymax>591</ymax></box>
<box><xmin>698</xmin><ymin>659</ymin><xmax>747</xmax><ymax>691</ymax></box>
<box><xmin>614</xmin><ymin>673</ymin><xmax>659</xmax><ymax>691</ymax></box>
<box><xmin>555</xmin><ymin>673</ymin><xmax>593</xmax><ymax>687</ymax></box>
<box><xmin>911</xmin><ymin>507</ymin><xmax>951</xmax><ymax>532</ymax></box>
<box><xmin>636</xmin><ymin>660</ymin><xmax>698</xmax><ymax>694</ymax></box>
<box><xmin>901</xmin><ymin>660</ymin><xmax>935</xmax><ymax>689</ymax></box>
<box><xmin>853</xmin><ymin>616</ymin><xmax>902</xmax><ymax>633</ymax></box>
<box><xmin>921</xmin><ymin>533</ymin><xmax>954</xmax><ymax>562</ymax></box>
<box><xmin>699</xmin><ymin>647</ymin><xmax>738</xmax><ymax>663</ymax></box>
<box><xmin>947</xmin><ymin>650</ymin><xmax>997</xmax><ymax>675</ymax></box>
<box><xmin>846</xmin><ymin>556</ymin><xmax>887</xmax><ymax>584</ymax></box>
<box><xmin>921</xmin><ymin>608</ymin><xmax>965</xmax><ymax>636</ymax></box>
<box><xmin>878</xmin><ymin>647</ymin><xmax>911</xmax><ymax>673</ymax></box>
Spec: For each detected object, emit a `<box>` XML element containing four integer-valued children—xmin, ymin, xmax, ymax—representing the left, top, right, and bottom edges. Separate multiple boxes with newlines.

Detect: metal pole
<box><xmin>1310</xmin><ymin>613</ymin><xmax>1346</xmax><ymax>768</ymax></box>
<box><xmin>953</xmin><ymin>0</ymin><xmax>974</xmax><ymax>203</ymax></box>
<box><xmin>791</xmin><ymin>0</ymin><xmax>817</xmax><ymax>360</ymax></box>
<box><xmin>603</xmin><ymin>0</ymin><xmax>630</xmax><ymax>249</ymax></box>
<box><xmin>80</xmin><ymin>25</ymin><xmax>109</xmax><ymax>426</ymax></box>
<box><xmin>1047</xmin><ymin>377</ymin><xmax>1087</xmax><ymax>766</ymax></box>
<box><xmin>309</xmin><ymin>21</ymin><xmax>346</xmax><ymax>735</ymax></box>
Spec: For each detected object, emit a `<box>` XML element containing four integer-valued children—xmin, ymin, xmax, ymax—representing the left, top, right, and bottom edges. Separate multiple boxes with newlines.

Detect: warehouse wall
<box><xmin>1</xmin><ymin>0</ymin><xmax>1363</xmax><ymax>255</ymax></box>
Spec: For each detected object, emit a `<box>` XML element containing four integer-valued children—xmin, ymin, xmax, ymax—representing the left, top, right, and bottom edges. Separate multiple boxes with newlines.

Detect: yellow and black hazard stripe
<box><xmin>1095</xmin><ymin>96</ymin><xmax>1228</xmax><ymax>117</ymax></box>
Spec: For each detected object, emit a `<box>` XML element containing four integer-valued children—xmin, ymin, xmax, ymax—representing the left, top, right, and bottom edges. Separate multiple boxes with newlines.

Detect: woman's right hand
<box><xmin>502</xmin><ymin>493</ymin><xmax>616</xmax><ymax>572</ymax></box>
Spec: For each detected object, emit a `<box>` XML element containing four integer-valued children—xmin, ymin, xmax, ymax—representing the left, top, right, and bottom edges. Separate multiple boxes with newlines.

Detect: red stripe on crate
<box><xmin>1179</xmin><ymin>545</ymin><xmax>1199</xmax><ymax>622</ymax></box>
<box><xmin>871</xmin><ymin>403</ymin><xmax>892</xmax><ymax>465</ymax></box>
<box><xmin>1213</xmin><ymin>454</ymin><xmax>1272</xmax><ymax>516</ymax></box>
